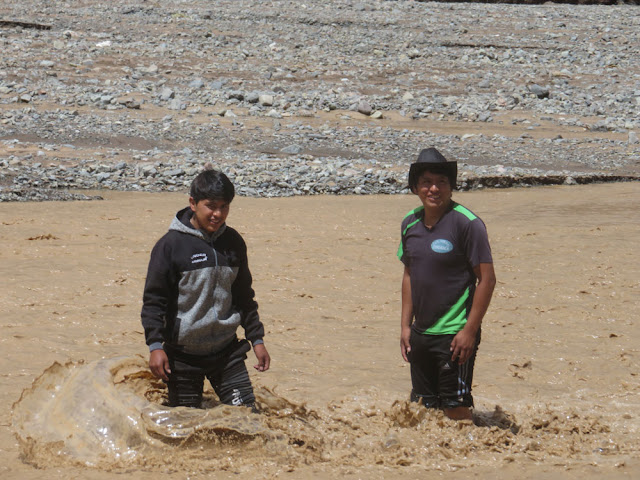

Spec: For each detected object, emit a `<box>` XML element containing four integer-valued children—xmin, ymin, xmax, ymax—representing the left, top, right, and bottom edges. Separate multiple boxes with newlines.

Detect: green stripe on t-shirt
<box><xmin>422</xmin><ymin>287</ymin><xmax>470</xmax><ymax>335</ymax></box>
<box><xmin>453</xmin><ymin>204</ymin><xmax>477</xmax><ymax>221</ymax></box>
<box><xmin>397</xmin><ymin>206</ymin><xmax>425</xmax><ymax>260</ymax></box>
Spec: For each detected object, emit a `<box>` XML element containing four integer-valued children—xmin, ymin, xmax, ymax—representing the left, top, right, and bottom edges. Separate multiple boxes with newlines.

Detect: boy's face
<box><xmin>189</xmin><ymin>197</ymin><xmax>230</xmax><ymax>234</ymax></box>
<box><xmin>414</xmin><ymin>170</ymin><xmax>452</xmax><ymax>211</ymax></box>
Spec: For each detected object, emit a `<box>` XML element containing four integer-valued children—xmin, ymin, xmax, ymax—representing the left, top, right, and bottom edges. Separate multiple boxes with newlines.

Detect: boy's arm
<box><xmin>450</xmin><ymin>262</ymin><xmax>496</xmax><ymax>364</ymax></box>
<box><xmin>400</xmin><ymin>265</ymin><xmax>413</xmax><ymax>362</ymax></box>
<box><xmin>141</xmin><ymin>240</ymin><xmax>174</xmax><ymax>379</ymax></box>
<box><xmin>141</xmin><ymin>242</ymin><xmax>171</xmax><ymax>350</ymax></box>
<box><xmin>232</xmin><ymin>236</ymin><xmax>264</xmax><ymax>339</ymax></box>
<box><xmin>234</xmin><ymin>250</ymin><xmax>270</xmax><ymax>372</ymax></box>
<box><xmin>234</xmin><ymin>261</ymin><xmax>264</xmax><ymax>341</ymax></box>
<box><xmin>231</xmin><ymin>237</ymin><xmax>270</xmax><ymax>372</ymax></box>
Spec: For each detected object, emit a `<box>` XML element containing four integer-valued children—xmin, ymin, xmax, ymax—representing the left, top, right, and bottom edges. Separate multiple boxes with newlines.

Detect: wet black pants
<box><xmin>165</xmin><ymin>339</ymin><xmax>255</xmax><ymax>409</ymax></box>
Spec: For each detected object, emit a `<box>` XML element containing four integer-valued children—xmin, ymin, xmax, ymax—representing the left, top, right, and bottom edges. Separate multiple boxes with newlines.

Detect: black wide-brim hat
<box><xmin>408</xmin><ymin>147</ymin><xmax>457</xmax><ymax>190</ymax></box>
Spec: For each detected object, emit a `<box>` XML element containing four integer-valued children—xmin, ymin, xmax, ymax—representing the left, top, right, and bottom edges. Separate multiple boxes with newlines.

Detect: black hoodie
<box><xmin>141</xmin><ymin>207</ymin><xmax>264</xmax><ymax>355</ymax></box>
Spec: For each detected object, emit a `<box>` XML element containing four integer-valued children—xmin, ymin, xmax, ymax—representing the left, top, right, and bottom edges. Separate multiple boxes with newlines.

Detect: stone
<box><xmin>281</xmin><ymin>145</ymin><xmax>303</xmax><ymax>155</ymax></box>
<box><xmin>358</xmin><ymin>100</ymin><xmax>372</xmax><ymax>116</ymax></box>
<box><xmin>159</xmin><ymin>88</ymin><xmax>175</xmax><ymax>101</ymax></box>
<box><xmin>259</xmin><ymin>94</ymin><xmax>274</xmax><ymax>106</ymax></box>
<box><xmin>189</xmin><ymin>78</ymin><xmax>205</xmax><ymax>89</ymax></box>
<box><xmin>528</xmin><ymin>84</ymin><xmax>550</xmax><ymax>99</ymax></box>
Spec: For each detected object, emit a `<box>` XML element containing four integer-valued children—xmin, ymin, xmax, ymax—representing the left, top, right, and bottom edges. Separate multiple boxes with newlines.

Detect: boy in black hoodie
<box><xmin>141</xmin><ymin>169</ymin><xmax>270</xmax><ymax>409</ymax></box>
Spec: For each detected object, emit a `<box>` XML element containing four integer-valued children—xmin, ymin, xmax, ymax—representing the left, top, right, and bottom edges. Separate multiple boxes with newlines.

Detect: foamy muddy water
<box><xmin>12</xmin><ymin>355</ymin><xmax>633</xmax><ymax>474</ymax></box>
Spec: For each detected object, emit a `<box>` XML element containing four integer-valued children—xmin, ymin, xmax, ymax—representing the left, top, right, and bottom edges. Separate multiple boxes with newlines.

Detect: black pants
<box><xmin>408</xmin><ymin>329</ymin><xmax>480</xmax><ymax>409</ymax></box>
<box><xmin>165</xmin><ymin>338</ymin><xmax>256</xmax><ymax>409</ymax></box>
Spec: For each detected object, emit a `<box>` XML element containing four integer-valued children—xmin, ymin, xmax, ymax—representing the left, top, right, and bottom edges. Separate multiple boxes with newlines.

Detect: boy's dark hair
<box><xmin>190</xmin><ymin>169</ymin><xmax>235</xmax><ymax>203</ymax></box>
<box><xmin>408</xmin><ymin>148</ymin><xmax>457</xmax><ymax>191</ymax></box>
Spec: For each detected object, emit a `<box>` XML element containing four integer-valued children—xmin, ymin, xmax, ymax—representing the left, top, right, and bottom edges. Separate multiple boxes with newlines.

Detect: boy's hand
<box><xmin>450</xmin><ymin>328</ymin><xmax>476</xmax><ymax>365</ymax></box>
<box><xmin>149</xmin><ymin>349</ymin><xmax>171</xmax><ymax>381</ymax></box>
<box><xmin>253</xmin><ymin>343</ymin><xmax>271</xmax><ymax>372</ymax></box>
<box><xmin>400</xmin><ymin>326</ymin><xmax>411</xmax><ymax>362</ymax></box>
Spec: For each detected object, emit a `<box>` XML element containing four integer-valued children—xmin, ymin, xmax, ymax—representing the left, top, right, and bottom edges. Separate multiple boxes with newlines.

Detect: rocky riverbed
<box><xmin>1</xmin><ymin>0</ymin><xmax>639</xmax><ymax>201</ymax></box>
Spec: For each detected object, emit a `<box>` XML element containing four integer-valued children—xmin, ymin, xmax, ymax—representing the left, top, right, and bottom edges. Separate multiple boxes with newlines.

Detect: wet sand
<box><xmin>2</xmin><ymin>183</ymin><xmax>640</xmax><ymax>479</ymax></box>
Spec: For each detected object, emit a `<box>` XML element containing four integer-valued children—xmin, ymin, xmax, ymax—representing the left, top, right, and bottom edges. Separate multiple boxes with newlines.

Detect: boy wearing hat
<box><xmin>397</xmin><ymin>148</ymin><xmax>496</xmax><ymax>421</ymax></box>
<box><xmin>141</xmin><ymin>169</ymin><xmax>270</xmax><ymax>410</ymax></box>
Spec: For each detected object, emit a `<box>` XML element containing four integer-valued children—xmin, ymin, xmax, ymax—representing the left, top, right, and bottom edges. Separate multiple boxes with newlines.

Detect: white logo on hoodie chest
<box><xmin>191</xmin><ymin>253</ymin><xmax>208</xmax><ymax>264</ymax></box>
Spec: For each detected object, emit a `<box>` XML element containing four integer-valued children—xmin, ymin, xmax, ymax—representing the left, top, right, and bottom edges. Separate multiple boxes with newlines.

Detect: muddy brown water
<box><xmin>2</xmin><ymin>183</ymin><xmax>639</xmax><ymax>479</ymax></box>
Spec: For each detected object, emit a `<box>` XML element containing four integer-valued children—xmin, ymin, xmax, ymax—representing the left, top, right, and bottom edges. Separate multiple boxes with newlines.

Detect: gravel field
<box><xmin>1</xmin><ymin>0</ymin><xmax>639</xmax><ymax>200</ymax></box>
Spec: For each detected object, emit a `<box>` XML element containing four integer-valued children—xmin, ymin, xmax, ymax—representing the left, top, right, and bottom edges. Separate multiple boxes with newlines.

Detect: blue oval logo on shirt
<box><xmin>431</xmin><ymin>239</ymin><xmax>453</xmax><ymax>253</ymax></box>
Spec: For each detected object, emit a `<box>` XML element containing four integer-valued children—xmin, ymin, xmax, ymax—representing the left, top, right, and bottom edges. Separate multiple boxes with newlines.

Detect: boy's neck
<box><xmin>422</xmin><ymin>201</ymin><xmax>452</xmax><ymax>228</ymax></box>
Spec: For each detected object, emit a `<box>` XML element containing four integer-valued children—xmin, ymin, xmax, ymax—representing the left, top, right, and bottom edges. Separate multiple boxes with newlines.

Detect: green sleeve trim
<box><xmin>402</xmin><ymin>205</ymin><xmax>425</xmax><ymax>221</ymax></box>
<box><xmin>422</xmin><ymin>287</ymin><xmax>470</xmax><ymax>335</ymax></box>
<box><xmin>397</xmin><ymin>206</ymin><xmax>424</xmax><ymax>260</ymax></box>
<box><xmin>453</xmin><ymin>204</ymin><xmax>477</xmax><ymax>221</ymax></box>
